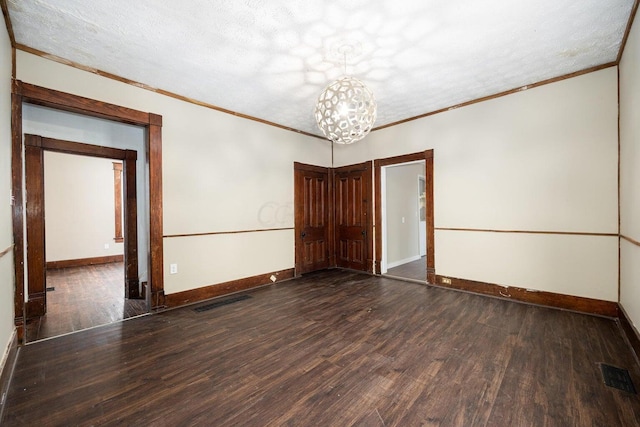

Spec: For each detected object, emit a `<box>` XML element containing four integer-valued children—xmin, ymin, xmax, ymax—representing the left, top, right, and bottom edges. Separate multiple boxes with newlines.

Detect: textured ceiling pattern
<box><xmin>7</xmin><ymin>0</ymin><xmax>635</xmax><ymax>137</ymax></box>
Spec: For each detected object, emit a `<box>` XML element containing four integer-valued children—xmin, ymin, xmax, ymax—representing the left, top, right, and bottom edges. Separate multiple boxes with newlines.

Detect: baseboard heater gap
<box><xmin>193</xmin><ymin>294</ymin><xmax>251</xmax><ymax>313</ymax></box>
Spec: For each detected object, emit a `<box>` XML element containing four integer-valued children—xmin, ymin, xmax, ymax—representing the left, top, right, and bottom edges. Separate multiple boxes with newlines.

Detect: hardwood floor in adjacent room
<box><xmin>25</xmin><ymin>262</ymin><xmax>147</xmax><ymax>342</ymax></box>
<box><xmin>386</xmin><ymin>256</ymin><xmax>427</xmax><ymax>281</ymax></box>
<box><xmin>5</xmin><ymin>270</ymin><xmax>640</xmax><ymax>425</ymax></box>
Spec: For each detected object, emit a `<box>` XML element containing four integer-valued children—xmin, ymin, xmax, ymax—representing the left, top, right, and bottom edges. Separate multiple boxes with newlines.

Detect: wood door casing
<box><xmin>294</xmin><ymin>162</ymin><xmax>332</xmax><ymax>275</ymax></box>
<box><xmin>23</xmin><ymin>135</ymin><xmax>141</xmax><ymax>320</ymax></box>
<box><xmin>24</xmin><ymin>136</ymin><xmax>46</xmax><ymax>318</ymax></box>
<box><xmin>334</xmin><ymin>162</ymin><xmax>372</xmax><ymax>272</ymax></box>
<box><xmin>374</xmin><ymin>150</ymin><xmax>435</xmax><ymax>282</ymax></box>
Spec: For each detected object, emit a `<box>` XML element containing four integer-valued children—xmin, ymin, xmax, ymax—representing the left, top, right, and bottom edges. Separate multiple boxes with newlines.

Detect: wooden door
<box><xmin>294</xmin><ymin>162</ymin><xmax>332</xmax><ymax>275</ymax></box>
<box><xmin>334</xmin><ymin>162</ymin><xmax>372</xmax><ymax>272</ymax></box>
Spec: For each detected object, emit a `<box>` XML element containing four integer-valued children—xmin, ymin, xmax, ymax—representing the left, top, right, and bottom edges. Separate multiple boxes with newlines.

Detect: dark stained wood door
<box><xmin>294</xmin><ymin>162</ymin><xmax>332</xmax><ymax>275</ymax></box>
<box><xmin>334</xmin><ymin>162</ymin><xmax>372</xmax><ymax>272</ymax></box>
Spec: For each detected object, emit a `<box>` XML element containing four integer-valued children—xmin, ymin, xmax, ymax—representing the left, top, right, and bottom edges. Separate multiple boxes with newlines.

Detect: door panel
<box><xmin>334</xmin><ymin>162</ymin><xmax>372</xmax><ymax>272</ymax></box>
<box><xmin>294</xmin><ymin>163</ymin><xmax>331</xmax><ymax>274</ymax></box>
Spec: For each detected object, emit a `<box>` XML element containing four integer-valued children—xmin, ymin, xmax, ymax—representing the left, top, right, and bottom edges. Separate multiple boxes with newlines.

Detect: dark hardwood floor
<box><xmin>5</xmin><ymin>270</ymin><xmax>640</xmax><ymax>426</ymax></box>
<box><xmin>386</xmin><ymin>256</ymin><xmax>427</xmax><ymax>281</ymax></box>
<box><xmin>25</xmin><ymin>262</ymin><xmax>147</xmax><ymax>342</ymax></box>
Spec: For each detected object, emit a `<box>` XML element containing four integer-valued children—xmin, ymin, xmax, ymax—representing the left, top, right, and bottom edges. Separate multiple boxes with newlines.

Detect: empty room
<box><xmin>1</xmin><ymin>1</ymin><xmax>640</xmax><ymax>425</ymax></box>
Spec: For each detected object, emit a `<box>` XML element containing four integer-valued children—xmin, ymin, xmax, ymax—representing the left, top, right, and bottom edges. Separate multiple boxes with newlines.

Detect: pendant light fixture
<box><xmin>314</xmin><ymin>43</ymin><xmax>377</xmax><ymax>145</ymax></box>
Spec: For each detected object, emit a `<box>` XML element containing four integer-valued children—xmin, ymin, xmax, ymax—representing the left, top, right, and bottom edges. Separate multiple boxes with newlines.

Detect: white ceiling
<box><xmin>6</xmin><ymin>0</ymin><xmax>635</xmax><ymax>137</ymax></box>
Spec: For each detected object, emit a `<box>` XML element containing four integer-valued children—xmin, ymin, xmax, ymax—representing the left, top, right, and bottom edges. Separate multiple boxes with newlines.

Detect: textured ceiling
<box><xmin>6</xmin><ymin>0</ymin><xmax>635</xmax><ymax>137</ymax></box>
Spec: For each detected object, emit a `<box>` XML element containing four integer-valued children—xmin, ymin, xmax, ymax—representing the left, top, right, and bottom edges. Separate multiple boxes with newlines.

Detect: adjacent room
<box><xmin>1</xmin><ymin>1</ymin><xmax>639</xmax><ymax>425</ymax></box>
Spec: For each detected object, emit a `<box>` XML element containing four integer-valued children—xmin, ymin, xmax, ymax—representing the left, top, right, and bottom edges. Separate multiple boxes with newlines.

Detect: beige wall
<box><xmin>15</xmin><ymin>50</ymin><xmax>622</xmax><ymax>303</ymax></box>
<box><xmin>385</xmin><ymin>162</ymin><xmax>423</xmax><ymax>266</ymax></box>
<box><xmin>337</xmin><ymin>68</ymin><xmax>619</xmax><ymax>301</ymax></box>
<box><xmin>44</xmin><ymin>152</ymin><xmax>124</xmax><ymax>261</ymax></box>
<box><xmin>620</xmin><ymin>13</ymin><xmax>640</xmax><ymax>330</ymax></box>
<box><xmin>0</xmin><ymin>13</ymin><xmax>15</xmax><ymax>374</ymax></box>
<box><xmin>17</xmin><ymin>50</ymin><xmax>330</xmax><ymax>295</ymax></box>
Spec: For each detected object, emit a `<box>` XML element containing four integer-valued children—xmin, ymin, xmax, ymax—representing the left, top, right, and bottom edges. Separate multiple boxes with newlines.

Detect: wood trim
<box><xmin>0</xmin><ymin>330</ymin><xmax>17</xmax><ymax>422</ymax></box>
<box><xmin>24</xmin><ymin>136</ymin><xmax>46</xmax><ymax>319</ymax></box>
<box><xmin>621</xmin><ymin>234</ymin><xmax>640</xmax><ymax>247</ymax></box>
<box><xmin>12</xmin><ymin>81</ymin><xmax>165</xmax><ymax>332</ymax></box>
<box><xmin>148</xmin><ymin>114</ymin><xmax>164</xmax><ymax>309</ymax></box>
<box><xmin>435</xmin><ymin>227</ymin><xmax>618</xmax><ymax>237</ymax></box>
<box><xmin>618</xmin><ymin>304</ymin><xmax>640</xmax><ymax>364</ymax></box>
<box><xmin>617</xmin><ymin>0</ymin><xmax>640</xmax><ymax>64</ymax></box>
<box><xmin>16</xmin><ymin>45</ymin><xmax>324</xmax><ymax>140</ymax></box>
<box><xmin>373</xmin><ymin>63</ymin><xmax>617</xmax><ymax>132</ymax></box>
<box><xmin>374</xmin><ymin>150</ymin><xmax>435</xmax><ymax>280</ymax></box>
<box><xmin>46</xmin><ymin>255</ymin><xmax>124</xmax><ymax>270</ymax></box>
<box><xmin>19</xmin><ymin>81</ymin><xmax>150</xmax><ymax>126</ymax></box>
<box><xmin>11</xmin><ymin>81</ymin><xmax>24</xmax><ymax>343</ymax></box>
<box><xmin>425</xmin><ymin>155</ymin><xmax>435</xmax><ymax>284</ymax></box>
<box><xmin>0</xmin><ymin>244</ymin><xmax>12</xmax><ymax>259</ymax></box>
<box><xmin>0</xmin><ymin>0</ymin><xmax>15</xmax><ymax>48</ymax></box>
<box><xmin>164</xmin><ymin>268</ymin><xmax>295</xmax><ymax>308</ymax></box>
<box><xmin>113</xmin><ymin>162</ymin><xmax>123</xmax><ymax>243</ymax></box>
<box><xmin>164</xmin><ymin>228</ymin><xmax>294</xmax><ymax>239</ymax></box>
<box><xmin>434</xmin><ymin>274</ymin><xmax>619</xmax><ymax>317</ymax></box>
<box><xmin>35</xmin><ymin>136</ymin><xmax>129</xmax><ymax>160</ymax></box>
<box><xmin>124</xmin><ymin>151</ymin><xmax>140</xmax><ymax>299</ymax></box>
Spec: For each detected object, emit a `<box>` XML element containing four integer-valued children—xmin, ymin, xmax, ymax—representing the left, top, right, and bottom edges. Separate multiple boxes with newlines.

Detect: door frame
<box><xmin>24</xmin><ymin>135</ymin><xmax>140</xmax><ymax>319</ymax></box>
<box><xmin>11</xmin><ymin>81</ymin><xmax>165</xmax><ymax>343</ymax></box>
<box><xmin>374</xmin><ymin>150</ymin><xmax>435</xmax><ymax>283</ymax></box>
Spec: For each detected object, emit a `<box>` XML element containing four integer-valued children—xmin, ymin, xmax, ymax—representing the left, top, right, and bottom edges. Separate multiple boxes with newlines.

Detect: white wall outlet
<box><xmin>401</xmin><ymin>217</ymin><xmax>405</xmax><ymax>223</ymax></box>
<box><xmin>104</xmin><ymin>243</ymin><xmax>109</xmax><ymax>249</ymax></box>
<box><xmin>270</xmin><ymin>274</ymin><xmax>277</xmax><ymax>282</ymax></box>
<box><xmin>170</xmin><ymin>263</ymin><xmax>178</xmax><ymax>274</ymax></box>
<box><xmin>441</xmin><ymin>277</ymin><xmax>452</xmax><ymax>284</ymax></box>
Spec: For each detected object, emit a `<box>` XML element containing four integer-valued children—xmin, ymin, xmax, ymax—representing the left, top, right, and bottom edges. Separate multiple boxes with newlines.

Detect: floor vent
<box><xmin>600</xmin><ymin>364</ymin><xmax>637</xmax><ymax>394</ymax></box>
<box><xmin>46</xmin><ymin>287</ymin><xmax>55</xmax><ymax>292</ymax></box>
<box><xmin>193</xmin><ymin>295</ymin><xmax>251</xmax><ymax>313</ymax></box>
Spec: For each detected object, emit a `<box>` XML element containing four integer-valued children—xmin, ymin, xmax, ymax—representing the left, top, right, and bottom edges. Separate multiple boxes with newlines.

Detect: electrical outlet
<box><xmin>270</xmin><ymin>274</ymin><xmax>277</xmax><ymax>282</ymax></box>
<box><xmin>441</xmin><ymin>277</ymin><xmax>452</xmax><ymax>284</ymax></box>
<box><xmin>170</xmin><ymin>264</ymin><xmax>178</xmax><ymax>274</ymax></box>
<box><xmin>104</xmin><ymin>243</ymin><xmax>109</xmax><ymax>249</ymax></box>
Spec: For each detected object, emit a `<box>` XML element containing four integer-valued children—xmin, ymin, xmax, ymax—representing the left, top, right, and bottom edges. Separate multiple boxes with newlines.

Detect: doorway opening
<box><xmin>380</xmin><ymin>160</ymin><xmax>427</xmax><ymax>281</ymax></box>
<box><xmin>374</xmin><ymin>150</ymin><xmax>435</xmax><ymax>283</ymax></box>
<box><xmin>23</xmin><ymin>136</ymin><xmax>148</xmax><ymax>342</ymax></box>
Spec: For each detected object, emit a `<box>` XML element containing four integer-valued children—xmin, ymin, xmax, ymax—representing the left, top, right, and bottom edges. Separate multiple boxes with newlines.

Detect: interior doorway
<box><xmin>23</xmin><ymin>135</ymin><xmax>147</xmax><ymax>342</ymax></box>
<box><xmin>380</xmin><ymin>160</ymin><xmax>426</xmax><ymax>281</ymax></box>
<box><xmin>374</xmin><ymin>150</ymin><xmax>435</xmax><ymax>283</ymax></box>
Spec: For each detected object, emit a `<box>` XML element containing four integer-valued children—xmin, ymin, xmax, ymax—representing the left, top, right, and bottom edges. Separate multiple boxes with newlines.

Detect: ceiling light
<box><xmin>314</xmin><ymin>44</ymin><xmax>377</xmax><ymax>145</ymax></box>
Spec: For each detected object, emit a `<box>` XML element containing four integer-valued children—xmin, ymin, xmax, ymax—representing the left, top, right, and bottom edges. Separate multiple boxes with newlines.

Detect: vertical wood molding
<box><xmin>0</xmin><ymin>330</ymin><xmax>17</xmax><ymax>421</ymax></box>
<box><xmin>10</xmin><ymin>81</ymin><xmax>24</xmax><ymax>342</ymax></box>
<box><xmin>112</xmin><ymin>162</ymin><xmax>124</xmax><ymax>243</ymax></box>
<box><xmin>425</xmin><ymin>154</ymin><xmax>436</xmax><ymax>284</ymax></box>
<box><xmin>149</xmin><ymin>114</ymin><xmax>165</xmax><ymax>308</ymax></box>
<box><xmin>124</xmin><ymin>151</ymin><xmax>139</xmax><ymax>299</ymax></box>
<box><xmin>24</xmin><ymin>135</ymin><xmax>46</xmax><ymax>318</ymax></box>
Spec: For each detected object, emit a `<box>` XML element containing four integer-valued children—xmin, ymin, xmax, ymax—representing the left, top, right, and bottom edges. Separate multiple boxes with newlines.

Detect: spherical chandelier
<box><xmin>314</xmin><ymin>76</ymin><xmax>377</xmax><ymax>145</ymax></box>
<box><xmin>314</xmin><ymin>41</ymin><xmax>377</xmax><ymax>145</ymax></box>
